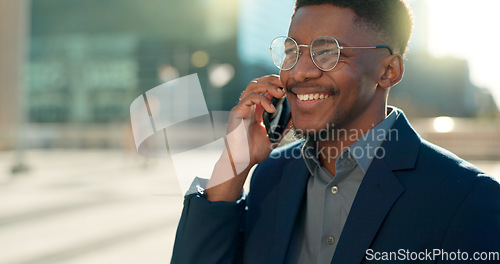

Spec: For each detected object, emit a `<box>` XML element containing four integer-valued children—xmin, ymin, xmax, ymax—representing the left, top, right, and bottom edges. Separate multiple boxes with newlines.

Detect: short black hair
<box><xmin>294</xmin><ymin>0</ymin><xmax>413</xmax><ymax>55</ymax></box>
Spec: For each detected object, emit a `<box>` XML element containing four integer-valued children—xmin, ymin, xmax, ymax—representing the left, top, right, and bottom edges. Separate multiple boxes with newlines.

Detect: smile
<box><xmin>296</xmin><ymin>93</ymin><xmax>330</xmax><ymax>101</ymax></box>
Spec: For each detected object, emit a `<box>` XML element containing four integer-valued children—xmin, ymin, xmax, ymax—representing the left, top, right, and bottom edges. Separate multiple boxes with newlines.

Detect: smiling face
<box><xmin>281</xmin><ymin>5</ymin><xmax>393</xmax><ymax>138</ymax></box>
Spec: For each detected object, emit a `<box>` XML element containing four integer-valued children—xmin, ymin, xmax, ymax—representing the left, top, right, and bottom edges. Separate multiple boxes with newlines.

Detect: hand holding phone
<box><xmin>262</xmin><ymin>96</ymin><xmax>291</xmax><ymax>143</ymax></box>
<box><xmin>206</xmin><ymin>75</ymin><xmax>286</xmax><ymax>201</ymax></box>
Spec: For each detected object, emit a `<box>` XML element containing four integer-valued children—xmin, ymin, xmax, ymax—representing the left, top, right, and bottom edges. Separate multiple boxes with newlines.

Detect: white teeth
<box><xmin>297</xmin><ymin>93</ymin><xmax>329</xmax><ymax>101</ymax></box>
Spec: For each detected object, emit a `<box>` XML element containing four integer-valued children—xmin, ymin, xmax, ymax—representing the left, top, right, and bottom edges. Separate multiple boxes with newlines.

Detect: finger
<box><xmin>242</xmin><ymin>81</ymin><xmax>282</xmax><ymax>98</ymax></box>
<box><xmin>233</xmin><ymin>93</ymin><xmax>275</xmax><ymax>118</ymax></box>
<box><xmin>254</xmin><ymin>103</ymin><xmax>265</xmax><ymax>123</ymax></box>
<box><xmin>241</xmin><ymin>94</ymin><xmax>276</xmax><ymax>113</ymax></box>
<box><xmin>240</xmin><ymin>75</ymin><xmax>284</xmax><ymax>99</ymax></box>
<box><xmin>265</xmin><ymin>87</ymin><xmax>286</xmax><ymax>100</ymax></box>
<box><xmin>254</xmin><ymin>74</ymin><xmax>283</xmax><ymax>87</ymax></box>
<box><xmin>242</xmin><ymin>83</ymin><xmax>285</xmax><ymax>101</ymax></box>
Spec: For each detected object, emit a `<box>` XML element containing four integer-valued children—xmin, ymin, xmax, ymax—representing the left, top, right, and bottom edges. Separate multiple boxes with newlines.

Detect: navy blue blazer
<box><xmin>171</xmin><ymin>112</ymin><xmax>500</xmax><ymax>264</ymax></box>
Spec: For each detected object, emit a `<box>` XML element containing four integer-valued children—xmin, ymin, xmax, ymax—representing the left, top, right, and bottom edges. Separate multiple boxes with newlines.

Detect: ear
<box><xmin>378</xmin><ymin>55</ymin><xmax>404</xmax><ymax>89</ymax></box>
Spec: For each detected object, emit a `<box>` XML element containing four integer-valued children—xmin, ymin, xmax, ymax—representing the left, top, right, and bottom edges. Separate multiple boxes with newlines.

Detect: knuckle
<box><xmin>243</xmin><ymin>92</ymin><xmax>258</xmax><ymax>100</ymax></box>
<box><xmin>238</xmin><ymin>93</ymin><xmax>258</xmax><ymax>105</ymax></box>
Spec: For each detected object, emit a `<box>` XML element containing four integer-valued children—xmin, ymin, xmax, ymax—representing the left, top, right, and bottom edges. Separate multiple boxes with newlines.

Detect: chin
<box><xmin>292</xmin><ymin>126</ymin><xmax>334</xmax><ymax>142</ymax></box>
<box><xmin>292</xmin><ymin>120</ymin><xmax>332</xmax><ymax>140</ymax></box>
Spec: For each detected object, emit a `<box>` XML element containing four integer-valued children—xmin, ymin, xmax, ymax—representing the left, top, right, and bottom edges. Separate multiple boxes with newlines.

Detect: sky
<box><xmin>422</xmin><ymin>0</ymin><xmax>500</xmax><ymax>106</ymax></box>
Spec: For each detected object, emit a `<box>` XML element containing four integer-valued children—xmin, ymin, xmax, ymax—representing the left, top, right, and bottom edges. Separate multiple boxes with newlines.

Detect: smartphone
<box><xmin>262</xmin><ymin>96</ymin><xmax>291</xmax><ymax>143</ymax></box>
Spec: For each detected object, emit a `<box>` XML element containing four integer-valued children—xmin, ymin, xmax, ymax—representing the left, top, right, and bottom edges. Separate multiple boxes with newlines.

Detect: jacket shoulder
<box><xmin>251</xmin><ymin>140</ymin><xmax>304</xmax><ymax>181</ymax></box>
<box><xmin>418</xmin><ymin>138</ymin><xmax>490</xmax><ymax>178</ymax></box>
<box><xmin>261</xmin><ymin>140</ymin><xmax>305</xmax><ymax>167</ymax></box>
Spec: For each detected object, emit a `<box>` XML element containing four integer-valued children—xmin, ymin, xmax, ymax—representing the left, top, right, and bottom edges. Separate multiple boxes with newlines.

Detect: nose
<box><xmin>289</xmin><ymin>49</ymin><xmax>322</xmax><ymax>82</ymax></box>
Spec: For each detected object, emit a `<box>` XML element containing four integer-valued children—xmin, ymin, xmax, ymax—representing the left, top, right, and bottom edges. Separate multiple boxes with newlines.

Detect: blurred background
<box><xmin>0</xmin><ymin>0</ymin><xmax>499</xmax><ymax>263</ymax></box>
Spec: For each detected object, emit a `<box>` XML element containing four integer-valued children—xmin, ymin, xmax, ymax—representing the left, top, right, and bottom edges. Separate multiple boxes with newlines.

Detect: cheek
<box><xmin>332</xmin><ymin>60</ymin><xmax>376</xmax><ymax>94</ymax></box>
<box><xmin>279</xmin><ymin>70</ymin><xmax>290</xmax><ymax>89</ymax></box>
<box><xmin>328</xmin><ymin>68</ymin><xmax>361</xmax><ymax>97</ymax></box>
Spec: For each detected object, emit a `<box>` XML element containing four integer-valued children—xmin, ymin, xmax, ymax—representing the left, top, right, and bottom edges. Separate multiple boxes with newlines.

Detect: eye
<box><xmin>285</xmin><ymin>48</ymin><xmax>297</xmax><ymax>55</ymax></box>
<box><xmin>314</xmin><ymin>49</ymin><xmax>338</xmax><ymax>56</ymax></box>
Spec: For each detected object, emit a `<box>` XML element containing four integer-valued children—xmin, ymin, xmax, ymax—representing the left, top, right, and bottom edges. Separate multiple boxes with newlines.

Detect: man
<box><xmin>171</xmin><ymin>0</ymin><xmax>500</xmax><ymax>263</ymax></box>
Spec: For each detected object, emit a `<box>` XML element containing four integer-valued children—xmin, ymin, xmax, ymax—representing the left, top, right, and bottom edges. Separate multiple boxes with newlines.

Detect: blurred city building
<box><xmin>390</xmin><ymin>0</ymin><xmax>498</xmax><ymax>118</ymax></box>
<box><xmin>29</xmin><ymin>0</ymin><xmax>241</xmax><ymax>119</ymax></box>
<box><xmin>13</xmin><ymin>0</ymin><xmax>243</xmax><ymax>149</ymax></box>
<box><xmin>237</xmin><ymin>0</ymin><xmax>295</xmax><ymax>81</ymax></box>
<box><xmin>392</xmin><ymin>52</ymin><xmax>498</xmax><ymax>117</ymax></box>
<box><xmin>0</xmin><ymin>0</ymin><xmax>30</xmax><ymax>151</ymax></box>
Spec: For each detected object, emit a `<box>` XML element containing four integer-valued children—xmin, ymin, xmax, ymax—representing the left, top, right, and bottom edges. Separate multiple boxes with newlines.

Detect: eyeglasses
<box><xmin>270</xmin><ymin>35</ymin><xmax>393</xmax><ymax>71</ymax></box>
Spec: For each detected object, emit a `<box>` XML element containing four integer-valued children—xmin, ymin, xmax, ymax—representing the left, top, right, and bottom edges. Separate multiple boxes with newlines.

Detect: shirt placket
<box><xmin>319</xmin><ymin>152</ymin><xmax>357</xmax><ymax>263</ymax></box>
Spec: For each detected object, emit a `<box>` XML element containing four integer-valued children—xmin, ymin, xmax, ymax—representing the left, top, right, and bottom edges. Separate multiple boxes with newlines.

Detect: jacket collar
<box><xmin>268</xmin><ymin>148</ymin><xmax>310</xmax><ymax>263</ymax></box>
<box><xmin>331</xmin><ymin>111</ymin><xmax>421</xmax><ymax>264</ymax></box>
<box><xmin>381</xmin><ymin>111</ymin><xmax>421</xmax><ymax>171</ymax></box>
<box><xmin>267</xmin><ymin>111</ymin><xmax>421</xmax><ymax>264</ymax></box>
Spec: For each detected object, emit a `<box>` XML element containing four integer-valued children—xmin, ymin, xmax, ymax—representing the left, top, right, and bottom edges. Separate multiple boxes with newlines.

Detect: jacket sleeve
<box><xmin>439</xmin><ymin>176</ymin><xmax>500</xmax><ymax>263</ymax></box>
<box><xmin>171</xmin><ymin>193</ymin><xmax>246</xmax><ymax>264</ymax></box>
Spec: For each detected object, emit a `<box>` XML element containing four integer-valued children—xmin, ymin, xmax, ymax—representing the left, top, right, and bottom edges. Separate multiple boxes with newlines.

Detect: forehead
<box><xmin>289</xmin><ymin>5</ymin><xmax>369</xmax><ymax>45</ymax></box>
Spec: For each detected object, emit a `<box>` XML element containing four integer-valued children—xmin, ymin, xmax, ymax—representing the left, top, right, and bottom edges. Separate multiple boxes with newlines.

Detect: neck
<box><xmin>316</xmin><ymin>128</ymin><xmax>360</xmax><ymax>176</ymax></box>
<box><xmin>317</xmin><ymin>107</ymin><xmax>387</xmax><ymax>175</ymax></box>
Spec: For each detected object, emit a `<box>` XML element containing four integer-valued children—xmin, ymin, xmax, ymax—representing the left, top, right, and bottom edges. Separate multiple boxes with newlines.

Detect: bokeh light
<box><xmin>433</xmin><ymin>116</ymin><xmax>455</xmax><ymax>133</ymax></box>
<box><xmin>208</xmin><ymin>63</ymin><xmax>235</xmax><ymax>88</ymax></box>
<box><xmin>190</xmin><ymin>50</ymin><xmax>210</xmax><ymax>68</ymax></box>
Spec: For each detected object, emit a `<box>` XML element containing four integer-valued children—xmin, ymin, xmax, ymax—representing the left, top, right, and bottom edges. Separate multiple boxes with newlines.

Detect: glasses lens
<box><xmin>311</xmin><ymin>36</ymin><xmax>340</xmax><ymax>71</ymax></box>
<box><xmin>270</xmin><ymin>37</ymin><xmax>298</xmax><ymax>70</ymax></box>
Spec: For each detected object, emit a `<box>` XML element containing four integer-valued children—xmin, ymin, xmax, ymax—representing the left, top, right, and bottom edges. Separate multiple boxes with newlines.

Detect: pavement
<box><xmin>0</xmin><ymin>150</ymin><xmax>184</xmax><ymax>264</ymax></box>
<box><xmin>0</xmin><ymin>149</ymin><xmax>498</xmax><ymax>264</ymax></box>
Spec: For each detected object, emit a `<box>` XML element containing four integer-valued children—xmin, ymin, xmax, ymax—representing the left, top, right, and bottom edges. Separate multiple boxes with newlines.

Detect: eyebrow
<box><xmin>336</xmin><ymin>38</ymin><xmax>352</xmax><ymax>47</ymax></box>
<box><xmin>287</xmin><ymin>36</ymin><xmax>301</xmax><ymax>44</ymax></box>
<box><xmin>290</xmin><ymin>36</ymin><xmax>348</xmax><ymax>46</ymax></box>
<box><xmin>288</xmin><ymin>35</ymin><xmax>363</xmax><ymax>49</ymax></box>
<box><xmin>319</xmin><ymin>38</ymin><xmax>338</xmax><ymax>45</ymax></box>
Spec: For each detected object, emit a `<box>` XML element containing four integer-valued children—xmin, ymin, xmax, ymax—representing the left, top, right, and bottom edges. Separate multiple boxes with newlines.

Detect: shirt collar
<box><xmin>302</xmin><ymin>139</ymin><xmax>320</xmax><ymax>175</ymax></box>
<box><xmin>302</xmin><ymin>106</ymin><xmax>399</xmax><ymax>175</ymax></box>
<box><xmin>347</xmin><ymin>106</ymin><xmax>398</xmax><ymax>173</ymax></box>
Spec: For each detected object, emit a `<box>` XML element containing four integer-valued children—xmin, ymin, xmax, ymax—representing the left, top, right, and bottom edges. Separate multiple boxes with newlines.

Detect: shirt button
<box><xmin>331</xmin><ymin>185</ymin><xmax>339</xmax><ymax>194</ymax></box>
<box><xmin>326</xmin><ymin>236</ymin><xmax>335</xmax><ymax>245</ymax></box>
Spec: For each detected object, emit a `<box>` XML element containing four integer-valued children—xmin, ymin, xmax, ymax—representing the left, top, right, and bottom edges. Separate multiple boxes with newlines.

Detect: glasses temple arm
<box><xmin>341</xmin><ymin>45</ymin><xmax>393</xmax><ymax>55</ymax></box>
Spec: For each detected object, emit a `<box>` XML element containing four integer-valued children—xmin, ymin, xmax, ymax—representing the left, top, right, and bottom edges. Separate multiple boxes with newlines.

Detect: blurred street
<box><xmin>0</xmin><ymin>150</ymin><xmax>184</xmax><ymax>264</ymax></box>
<box><xmin>0</xmin><ymin>149</ymin><xmax>499</xmax><ymax>264</ymax></box>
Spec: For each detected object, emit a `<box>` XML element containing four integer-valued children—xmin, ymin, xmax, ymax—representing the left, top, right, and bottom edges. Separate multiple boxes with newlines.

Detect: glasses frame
<box><xmin>270</xmin><ymin>35</ymin><xmax>393</xmax><ymax>71</ymax></box>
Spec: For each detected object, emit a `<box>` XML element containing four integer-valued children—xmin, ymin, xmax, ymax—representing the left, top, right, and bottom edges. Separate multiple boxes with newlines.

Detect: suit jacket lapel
<box><xmin>331</xmin><ymin>159</ymin><xmax>404</xmax><ymax>264</ymax></box>
<box><xmin>268</xmin><ymin>155</ymin><xmax>310</xmax><ymax>264</ymax></box>
<box><xmin>331</xmin><ymin>112</ymin><xmax>421</xmax><ymax>264</ymax></box>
